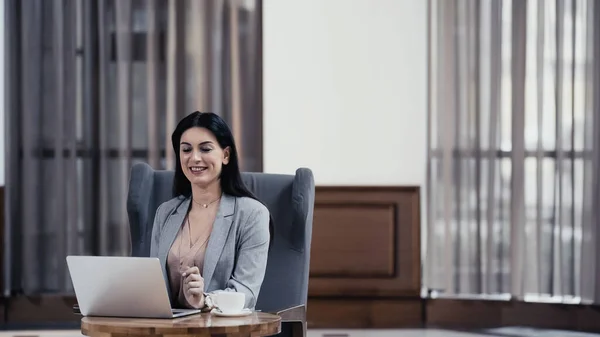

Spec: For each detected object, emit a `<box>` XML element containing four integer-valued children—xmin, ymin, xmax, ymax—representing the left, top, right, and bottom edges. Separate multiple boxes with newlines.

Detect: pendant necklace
<box><xmin>192</xmin><ymin>196</ymin><xmax>221</xmax><ymax>208</ymax></box>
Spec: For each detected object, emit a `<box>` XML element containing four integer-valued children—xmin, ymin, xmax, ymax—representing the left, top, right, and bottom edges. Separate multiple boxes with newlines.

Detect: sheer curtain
<box><xmin>425</xmin><ymin>0</ymin><xmax>600</xmax><ymax>303</ymax></box>
<box><xmin>4</xmin><ymin>0</ymin><xmax>262</xmax><ymax>295</ymax></box>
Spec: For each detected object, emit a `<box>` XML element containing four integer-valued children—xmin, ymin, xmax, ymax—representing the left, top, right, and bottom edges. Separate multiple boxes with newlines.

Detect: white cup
<box><xmin>213</xmin><ymin>292</ymin><xmax>245</xmax><ymax>313</ymax></box>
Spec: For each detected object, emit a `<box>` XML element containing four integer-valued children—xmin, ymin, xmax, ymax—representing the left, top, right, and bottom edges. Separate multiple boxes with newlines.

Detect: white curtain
<box><xmin>425</xmin><ymin>0</ymin><xmax>600</xmax><ymax>303</ymax></box>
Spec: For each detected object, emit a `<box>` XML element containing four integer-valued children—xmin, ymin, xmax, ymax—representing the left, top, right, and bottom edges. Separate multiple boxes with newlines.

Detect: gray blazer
<box><xmin>149</xmin><ymin>193</ymin><xmax>270</xmax><ymax>309</ymax></box>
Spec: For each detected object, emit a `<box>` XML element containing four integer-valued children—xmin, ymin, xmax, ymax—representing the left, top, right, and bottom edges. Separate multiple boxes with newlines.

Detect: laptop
<box><xmin>66</xmin><ymin>255</ymin><xmax>201</xmax><ymax>319</ymax></box>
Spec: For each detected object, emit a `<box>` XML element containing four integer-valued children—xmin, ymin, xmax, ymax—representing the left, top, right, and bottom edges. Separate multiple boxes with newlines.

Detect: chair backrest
<box><xmin>126</xmin><ymin>162</ymin><xmax>315</xmax><ymax>312</ymax></box>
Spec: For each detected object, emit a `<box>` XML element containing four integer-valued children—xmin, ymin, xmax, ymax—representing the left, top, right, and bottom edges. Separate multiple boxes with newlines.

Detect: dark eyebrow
<box><xmin>180</xmin><ymin>141</ymin><xmax>213</xmax><ymax>146</ymax></box>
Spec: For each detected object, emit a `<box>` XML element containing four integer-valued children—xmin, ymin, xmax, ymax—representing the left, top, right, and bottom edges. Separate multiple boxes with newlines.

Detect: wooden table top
<box><xmin>81</xmin><ymin>311</ymin><xmax>281</xmax><ymax>337</ymax></box>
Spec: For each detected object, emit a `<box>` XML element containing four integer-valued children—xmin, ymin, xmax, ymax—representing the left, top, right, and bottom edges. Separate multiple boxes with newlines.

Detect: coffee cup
<box><xmin>213</xmin><ymin>292</ymin><xmax>245</xmax><ymax>313</ymax></box>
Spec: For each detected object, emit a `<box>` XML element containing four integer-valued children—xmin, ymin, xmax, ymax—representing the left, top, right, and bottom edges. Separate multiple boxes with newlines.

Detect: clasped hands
<box><xmin>182</xmin><ymin>266</ymin><xmax>205</xmax><ymax>309</ymax></box>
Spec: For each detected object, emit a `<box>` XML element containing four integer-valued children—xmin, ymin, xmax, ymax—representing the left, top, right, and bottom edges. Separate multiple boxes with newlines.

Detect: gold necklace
<box><xmin>192</xmin><ymin>196</ymin><xmax>221</xmax><ymax>208</ymax></box>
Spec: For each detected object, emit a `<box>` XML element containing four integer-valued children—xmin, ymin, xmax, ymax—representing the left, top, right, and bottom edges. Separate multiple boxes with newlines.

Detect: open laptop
<box><xmin>66</xmin><ymin>255</ymin><xmax>201</xmax><ymax>319</ymax></box>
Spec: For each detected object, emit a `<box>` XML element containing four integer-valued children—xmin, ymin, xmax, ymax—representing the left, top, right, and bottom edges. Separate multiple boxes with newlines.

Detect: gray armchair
<box><xmin>127</xmin><ymin>162</ymin><xmax>315</xmax><ymax>337</ymax></box>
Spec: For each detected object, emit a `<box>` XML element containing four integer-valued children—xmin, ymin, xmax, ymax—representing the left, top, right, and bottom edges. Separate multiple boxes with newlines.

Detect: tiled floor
<box><xmin>0</xmin><ymin>328</ymin><xmax>599</xmax><ymax>337</ymax></box>
<box><xmin>309</xmin><ymin>329</ymin><xmax>600</xmax><ymax>337</ymax></box>
<box><xmin>309</xmin><ymin>329</ymin><xmax>486</xmax><ymax>337</ymax></box>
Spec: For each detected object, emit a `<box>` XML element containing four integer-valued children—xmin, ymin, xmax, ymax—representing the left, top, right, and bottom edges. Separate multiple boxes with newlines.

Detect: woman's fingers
<box><xmin>186</xmin><ymin>281</ymin><xmax>203</xmax><ymax>289</ymax></box>
<box><xmin>182</xmin><ymin>266</ymin><xmax>200</xmax><ymax>277</ymax></box>
<box><xmin>184</xmin><ymin>273</ymin><xmax>202</xmax><ymax>284</ymax></box>
<box><xmin>181</xmin><ymin>266</ymin><xmax>203</xmax><ymax>299</ymax></box>
<box><xmin>188</xmin><ymin>288</ymin><xmax>203</xmax><ymax>296</ymax></box>
<box><xmin>185</xmin><ymin>280</ymin><xmax>204</xmax><ymax>298</ymax></box>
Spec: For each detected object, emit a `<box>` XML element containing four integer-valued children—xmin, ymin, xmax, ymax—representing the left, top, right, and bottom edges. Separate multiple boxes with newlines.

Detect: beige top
<box><xmin>167</xmin><ymin>215</ymin><xmax>213</xmax><ymax>308</ymax></box>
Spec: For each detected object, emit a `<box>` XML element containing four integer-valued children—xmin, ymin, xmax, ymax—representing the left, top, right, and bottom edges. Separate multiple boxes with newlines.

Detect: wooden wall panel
<box><xmin>307</xmin><ymin>186</ymin><xmax>422</xmax><ymax>328</ymax></box>
<box><xmin>307</xmin><ymin>298</ymin><xmax>423</xmax><ymax>329</ymax></box>
<box><xmin>309</xmin><ymin>186</ymin><xmax>421</xmax><ymax>298</ymax></box>
<box><xmin>310</xmin><ymin>203</ymin><xmax>395</xmax><ymax>278</ymax></box>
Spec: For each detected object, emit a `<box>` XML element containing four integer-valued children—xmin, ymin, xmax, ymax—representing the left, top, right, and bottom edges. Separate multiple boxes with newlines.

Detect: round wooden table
<box><xmin>81</xmin><ymin>312</ymin><xmax>281</xmax><ymax>337</ymax></box>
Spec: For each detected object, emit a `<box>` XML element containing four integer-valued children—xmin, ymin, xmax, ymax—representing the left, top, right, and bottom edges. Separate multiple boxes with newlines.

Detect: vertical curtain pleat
<box><xmin>486</xmin><ymin>0</ymin><xmax>502</xmax><ymax>295</ymax></box>
<box><xmin>440</xmin><ymin>0</ymin><xmax>456</xmax><ymax>295</ymax></box>
<box><xmin>553</xmin><ymin>0</ymin><xmax>565</xmax><ymax>297</ymax></box>
<box><xmin>115</xmin><ymin>0</ymin><xmax>132</xmax><ymax>255</ymax></box>
<box><xmin>452</xmin><ymin>0</ymin><xmax>462</xmax><ymax>295</ymax></box>
<box><xmin>454</xmin><ymin>0</ymin><xmax>465</xmax><ymax>294</ymax></box>
<box><xmin>52</xmin><ymin>0</ymin><xmax>66</xmax><ymax>292</ymax></box>
<box><xmin>189</xmin><ymin>0</ymin><xmax>208</xmax><ymax>111</ymax></box>
<box><xmin>569</xmin><ymin>0</ymin><xmax>577</xmax><ymax>298</ymax></box>
<box><xmin>465</xmin><ymin>0</ymin><xmax>474</xmax><ymax>293</ymax></box>
<box><xmin>82</xmin><ymin>0</ymin><xmax>98</xmax><ymax>259</ymax></box>
<box><xmin>229</xmin><ymin>0</ymin><xmax>243</xmax><ymax>168</ymax></box>
<box><xmin>592</xmin><ymin>0</ymin><xmax>600</xmax><ymax>304</ymax></box>
<box><xmin>580</xmin><ymin>0</ymin><xmax>596</xmax><ymax>303</ymax></box>
<box><xmin>204</xmin><ymin>0</ymin><xmax>215</xmax><ymax>110</ymax></box>
<box><xmin>4</xmin><ymin>0</ymin><xmax>18</xmax><ymax>295</ymax></box>
<box><xmin>510</xmin><ymin>0</ymin><xmax>527</xmax><ymax>299</ymax></box>
<box><xmin>64</xmin><ymin>0</ymin><xmax>78</xmax><ymax>291</ymax></box>
<box><xmin>97</xmin><ymin>0</ymin><xmax>110</xmax><ymax>256</ymax></box>
<box><xmin>20</xmin><ymin>0</ymin><xmax>43</xmax><ymax>293</ymax></box>
<box><xmin>165</xmin><ymin>0</ymin><xmax>186</xmax><ymax>170</ymax></box>
<box><xmin>425</xmin><ymin>0</ymin><xmax>436</xmax><ymax>293</ymax></box>
<box><xmin>146</xmin><ymin>0</ymin><xmax>160</xmax><ymax>168</ymax></box>
<box><xmin>472</xmin><ymin>0</ymin><xmax>482</xmax><ymax>295</ymax></box>
<box><xmin>535</xmin><ymin>0</ymin><xmax>546</xmax><ymax>296</ymax></box>
<box><xmin>210</xmin><ymin>0</ymin><xmax>224</xmax><ymax>115</ymax></box>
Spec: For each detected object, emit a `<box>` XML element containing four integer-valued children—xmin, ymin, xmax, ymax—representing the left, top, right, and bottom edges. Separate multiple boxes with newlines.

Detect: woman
<box><xmin>149</xmin><ymin>111</ymin><xmax>271</xmax><ymax>310</ymax></box>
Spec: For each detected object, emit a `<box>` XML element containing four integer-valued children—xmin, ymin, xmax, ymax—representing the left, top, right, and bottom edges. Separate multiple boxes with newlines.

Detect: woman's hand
<box><xmin>182</xmin><ymin>266</ymin><xmax>205</xmax><ymax>309</ymax></box>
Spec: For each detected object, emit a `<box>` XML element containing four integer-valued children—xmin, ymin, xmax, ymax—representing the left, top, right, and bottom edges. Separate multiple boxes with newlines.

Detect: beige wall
<box><xmin>262</xmin><ymin>0</ymin><xmax>428</xmax><ymax>187</ymax></box>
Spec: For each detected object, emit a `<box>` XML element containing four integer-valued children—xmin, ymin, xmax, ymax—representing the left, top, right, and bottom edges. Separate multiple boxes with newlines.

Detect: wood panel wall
<box><xmin>306</xmin><ymin>186</ymin><xmax>423</xmax><ymax>328</ymax></box>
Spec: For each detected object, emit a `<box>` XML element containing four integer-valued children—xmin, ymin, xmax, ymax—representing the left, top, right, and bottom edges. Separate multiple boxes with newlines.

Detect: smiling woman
<box><xmin>149</xmin><ymin>111</ymin><xmax>273</xmax><ymax>310</ymax></box>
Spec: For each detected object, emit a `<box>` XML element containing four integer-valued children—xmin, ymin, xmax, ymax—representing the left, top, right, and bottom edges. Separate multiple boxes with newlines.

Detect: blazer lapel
<box><xmin>158</xmin><ymin>198</ymin><xmax>190</xmax><ymax>269</ymax></box>
<box><xmin>202</xmin><ymin>193</ymin><xmax>235</xmax><ymax>288</ymax></box>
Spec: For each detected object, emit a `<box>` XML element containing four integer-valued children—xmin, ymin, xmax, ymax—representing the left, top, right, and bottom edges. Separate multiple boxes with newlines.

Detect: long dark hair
<box><xmin>171</xmin><ymin>111</ymin><xmax>273</xmax><ymax>245</ymax></box>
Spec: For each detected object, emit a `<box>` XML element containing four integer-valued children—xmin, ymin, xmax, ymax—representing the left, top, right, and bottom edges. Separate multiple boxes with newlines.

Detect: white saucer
<box><xmin>210</xmin><ymin>308</ymin><xmax>253</xmax><ymax>317</ymax></box>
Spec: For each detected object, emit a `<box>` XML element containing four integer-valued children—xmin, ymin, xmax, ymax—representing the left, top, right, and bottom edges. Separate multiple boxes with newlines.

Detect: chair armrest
<box><xmin>271</xmin><ymin>304</ymin><xmax>305</xmax><ymax>323</ymax></box>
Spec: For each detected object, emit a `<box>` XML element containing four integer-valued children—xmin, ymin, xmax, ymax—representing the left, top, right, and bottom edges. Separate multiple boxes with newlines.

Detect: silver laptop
<box><xmin>66</xmin><ymin>255</ymin><xmax>201</xmax><ymax>319</ymax></box>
